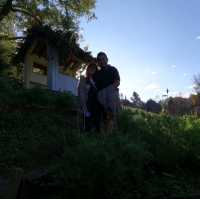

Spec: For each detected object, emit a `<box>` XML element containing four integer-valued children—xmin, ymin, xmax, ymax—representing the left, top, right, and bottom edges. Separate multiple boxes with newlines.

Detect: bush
<box><xmin>1</xmin><ymin>78</ymin><xmax>200</xmax><ymax>198</ymax></box>
<box><xmin>118</xmin><ymin>109</ymin><xmax>200</xmax><ymax>171</ymax></box>
<box><xmin>60</xmin><ymin>135</ymin><xmax>152</xmax><ymax>199</ymax></box>
<box><xmin>0</xmin><ymin>77</ymin><xmax>77</xmax><ymax>110</ymax></box>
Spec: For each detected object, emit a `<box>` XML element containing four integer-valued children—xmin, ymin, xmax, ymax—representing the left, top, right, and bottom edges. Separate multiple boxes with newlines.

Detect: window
<box><xmin>32</xmin><ymin>62</ymin><xmax>47</xmax><ymax>75</ymax></box>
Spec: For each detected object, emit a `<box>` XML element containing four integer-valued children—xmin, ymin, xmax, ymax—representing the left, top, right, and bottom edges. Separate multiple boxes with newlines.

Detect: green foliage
<box><xmin>0</xmin><ymin>0</ymin><xmax>96</xmax><ymax>33</ymax></box>
<box><xmin>0</xmin><ymin>0</ymin><xmax>96</xmax><ymax>78</ymax></box>
<box><xmin>119</xmin><ymin>109</ymin><xmax>200</xmax><ymax>170</ymax></box>
<box><xmin>0</xmin><ymin>40</ymin><xmax>12</xmax><ymax>72</ymax></box>
<box><xmin>0</xmin><ymin>77</ymin><xmax>77</xmax><ymax>109</ymax></box>
<box><xmin>1</xmin><ymin>79</ymin><xmax>200</xmax><ymax>198</ymax></box>
<box><xmin>130</xmin><ymin>91</ymin><xmax>144</xmax><ymax>108</ymax></box>
<box><xmin>0</xmin><ymin>12</ymin><xmax>17</xmax><ymax>74</ymax></box>
<box><xmin>14</xmin><ymin>25</ymin><xmax>93</xmax><ymax>73</ymax></box>
<box><xmin>0</xmin><ymin>15</ymin><xmax>16</xmax><ymax>74</ymax></box>
<box><xmin>194</xmin><ymin>73</ymin><xmax>200</xmax><ymax>94</ymax></box>
<box><xmin>60</xmin><ymin>135</ymin><xmax>151</xmax><ymax>199</ymax></box>
<box><xmin>0</xmin><ymin>77</ymin><xmax>78</xmax><ymax>169</ymax></box>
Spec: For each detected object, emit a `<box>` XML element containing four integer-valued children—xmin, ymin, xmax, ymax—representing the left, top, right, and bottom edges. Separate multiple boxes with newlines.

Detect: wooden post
<box><xmin>47</xmin><ymin>45</ymin><xmax>59</xmax><ymax>91</ymax></box>
<box><xmin>23</xmin><ymin>40</ymin><xmax>37</xmax><ymax>88</ymax></box>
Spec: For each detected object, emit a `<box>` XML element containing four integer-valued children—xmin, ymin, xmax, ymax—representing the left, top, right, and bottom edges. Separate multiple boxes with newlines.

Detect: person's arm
<box><xmin>78</xmin><ymin>76</ymin><xmax>88</xmax><ymax>113</ymax></box>
<box><xmin>113</xmin><ymin>79</ymin><xmax>120</xmax><ymax>88</ymax></box>
<box><xmin>113</xmin><ymin>67</ymin><xmax>120</xmax><ymax>88</ymax></box>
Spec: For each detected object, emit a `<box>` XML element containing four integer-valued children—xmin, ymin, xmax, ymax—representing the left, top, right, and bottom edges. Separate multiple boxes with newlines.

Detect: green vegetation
<box><xmin>1</xmin><ymin>78</ymin><xmax>200</xmax><ymax>198</ymax></box>
<box><xmin>0</xmin><ymin>0</ymin><xmax>96</xmax><ymax>33</ymax></box>
<box><xmin>0</xmin><ymin>11</ymin><xmax>16</xmax><ymax>74</ymax></box>
<box><xmin>0</xmin><ymin>0</ymin><xmax>96</xmax><ymax>76</ymax></box>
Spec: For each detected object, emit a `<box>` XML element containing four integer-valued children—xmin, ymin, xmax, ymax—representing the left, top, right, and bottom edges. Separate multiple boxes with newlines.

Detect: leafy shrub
<box><xmin>1</xmin><ymin>78</ymin><xmax>200</xmax><ymax>198</ymax></box>
<box><xmin>60</xmin><ymin>135</ymin><xmax>152</xmax><ymax>199</ymax></box>
<box><xmin>0</xmin><ymin>77</ymin><xmax>77</xmax><ymax>110</ymax></box>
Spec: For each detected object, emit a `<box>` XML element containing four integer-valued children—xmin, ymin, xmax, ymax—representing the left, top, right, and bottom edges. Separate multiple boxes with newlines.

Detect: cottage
<box><xmin>16</xmin><ymin>26</ymin><xmax>94</xmax><ymax>95</ymax></box>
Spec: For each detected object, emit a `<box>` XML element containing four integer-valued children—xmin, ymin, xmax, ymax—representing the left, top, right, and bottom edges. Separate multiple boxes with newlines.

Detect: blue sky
<box><xmin>80</xmin><ymin>0</ymin><xmax>200</xmax><ymax>101</ymax></box>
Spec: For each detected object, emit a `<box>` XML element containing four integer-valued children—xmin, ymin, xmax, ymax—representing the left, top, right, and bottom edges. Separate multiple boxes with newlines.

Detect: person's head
<box><xmin>97</xmin><ymin>52</ymin><xmax>108</xmax><ymax>68</ymax></box>
<box><xmin>86</xmin><ymin>63</ymin><xmax>97</xmax><ymax>78</ymax></box>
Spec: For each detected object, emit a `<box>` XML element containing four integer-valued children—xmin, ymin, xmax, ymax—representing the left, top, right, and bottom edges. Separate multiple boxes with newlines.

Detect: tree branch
<box><xmin>0</xmin><ymin>35</ymin><xmax>26</xmax><ymax>41</ymax></box>
<box><xmin>11</xmin><ymin>6</ymin><xmax>42</xmax><ymax>24</ymax></box>
<box><xmin>0</xmin><ymin>0</ymin><xmax>42</xmax><ymax>24</ymax></box>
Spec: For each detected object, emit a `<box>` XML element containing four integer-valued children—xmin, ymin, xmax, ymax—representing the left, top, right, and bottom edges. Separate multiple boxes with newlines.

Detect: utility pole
<box><xmin>166</xmin><ymin>88</ymin><xmax>169</xmax><ymax>97</ymax></box>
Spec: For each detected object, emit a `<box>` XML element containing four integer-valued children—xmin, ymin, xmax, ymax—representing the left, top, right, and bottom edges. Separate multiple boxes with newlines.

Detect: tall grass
<box><xmin>1</xmin><ymin>77</ymin><xmax>200</xmax><ymax>198</ymax></box>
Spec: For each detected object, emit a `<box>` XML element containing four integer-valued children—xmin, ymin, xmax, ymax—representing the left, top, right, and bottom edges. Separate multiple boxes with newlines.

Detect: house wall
<box><xmin>31</xmin><ymin>73</ymin><xmax>47</xmax><ymax>86</ymax></box>
<box><xmin>56</xmin><ymin>74</ymin><xmax>78</xmax><ymax>96</ymax></box>
<box><xmin>47</xmin><ymin>45</ymin><xmax>58</xmax><ymax>91</ymax></box>
<box><xmin>24</xmin><ymin>42</ymin><xmax>48</xmax><ymax>88</ymax></box>
<box><xmin>30</xmin><ymin>55</ymin><xmax>48</xmax><ymax>85</ymax></box>
<box><xmin>24</xmin><ymin>44</ymin><xmax>78</xmax><ymax>95</ymax></box>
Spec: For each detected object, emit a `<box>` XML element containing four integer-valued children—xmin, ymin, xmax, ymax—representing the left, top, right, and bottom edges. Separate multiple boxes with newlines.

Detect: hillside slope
<box><xmin>1</xmin><ymin>77</ymin><xmax>200</xmax><ymax>199</ymax></box>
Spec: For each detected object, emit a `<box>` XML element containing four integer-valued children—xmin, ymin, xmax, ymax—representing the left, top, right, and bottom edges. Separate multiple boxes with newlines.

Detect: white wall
<box><xmin>30</xmin><ymin>55</ymin><xmax>48</xmax><ymax>86</ymax></box>
<box><xmin>31</xmin><ymin>73</ymin><xmax>47</xmax><ymax>85</ymax></box>
<box><xmin>56</xmin><ymin>74</ymin><xmax>78</xmax><ymax>96</ymax></box>
<box><xmin>24</xmin><ymin>39</ymin><xmax>48</xmax><ymax>88</ymax></box>
<box><xmin>24</xmin><ymin>43</ymin><xmax>78</xmax><ymax>95</ymax></box>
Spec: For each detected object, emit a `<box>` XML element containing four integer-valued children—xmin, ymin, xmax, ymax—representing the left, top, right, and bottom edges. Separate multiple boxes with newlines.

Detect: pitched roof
<box><xmin>14</xmin><ymin>25</ymin><xmax>95</xmax><ymax>69</ymax></box>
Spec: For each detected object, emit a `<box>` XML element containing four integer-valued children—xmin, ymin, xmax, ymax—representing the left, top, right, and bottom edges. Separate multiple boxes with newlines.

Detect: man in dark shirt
<box><xmin>93</xmin><ymin>52</ymin><xmax>120</xmax><ymax>133</ymax></box>
<box><xmin>94</xmin><ymin>52</ymin><xmax>120</xmax><ymax>91</ymax></box>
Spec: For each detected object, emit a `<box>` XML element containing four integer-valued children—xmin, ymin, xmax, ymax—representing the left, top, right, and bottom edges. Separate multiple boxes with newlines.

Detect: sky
<box><xmin>80</xmin><ymin>0</ymin><xmax>200</xmax><ymax>101</ymax></box>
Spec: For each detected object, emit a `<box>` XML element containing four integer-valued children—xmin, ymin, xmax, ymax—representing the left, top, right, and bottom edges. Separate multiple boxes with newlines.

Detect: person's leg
<box><xmin>102</xmin><ymin>109</ymin><xmax>114</xmax><ymax>134</ymax></box>
<box><xmin>84</xmin><ymin>115</ymin><xmax>92</xmax><ymax>132</ymax></box>
<box><xmin>92</xmin><ymin>102</ymin><xmax>103</xmax><ymax>133</ymax></box>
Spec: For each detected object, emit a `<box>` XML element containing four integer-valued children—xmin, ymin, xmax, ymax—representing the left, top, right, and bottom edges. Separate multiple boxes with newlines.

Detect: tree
<box><xmin>145</xmin><ymin>99</ymin><xmax>162</xmax><ymax>113</ymax></box>
<box><xmin>0</xmin><ymin>0</ymin><xmax>96</xmax><ymax>38</ymax></box>
<box><xmin>0</xmin><ymin>0</ymin><xmax>96</xmax><ymax>75</ymax></box>
<box><xmin>189</xmin><ymin>94</ymin><xmax>200</xmax><ymax>107</ymax></box>
<box><xmin>193</xmin><ymin>74</ymin><xmax>200</xmax><ymax>94</ymax></box>
<box><xmin>0</xmin><ymin>40</ymin><xmax>16</xmax><ymax>74</ymax></box>
<box><xmin>130</xmin><ymin>91</ymin><xmax>144</xmax><ymax>108</ymax></box>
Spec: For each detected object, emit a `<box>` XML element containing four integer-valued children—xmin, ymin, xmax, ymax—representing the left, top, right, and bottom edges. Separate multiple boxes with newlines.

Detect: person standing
<box><xmin>78</xmin><ymin>63</ymin><xmax>98</xmax><ymax>132</ymax></box>
<box><xmin>94</xmin><ymin>52</ymin><xmax>121</xmax><ymax>133</ymax></box>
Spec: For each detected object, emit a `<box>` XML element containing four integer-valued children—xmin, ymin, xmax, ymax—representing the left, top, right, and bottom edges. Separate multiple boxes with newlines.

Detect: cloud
<box><xmin>145</xmin><ymin>83</ymin><xmax>160</xmax><ymax>91</ymax></box>
<box><xmin>170</xmin><ymin>91</ymin><xmax>180</xmax><ymax>97</ymax></box>
<box><xmin>187</xmin><ymin>84</ymin><xmax>196</xmax><ymax>90</ymax></box>
<box><xmin>178</xmin><ymin>92</ymin><xmax>191</xmax><ymax>98</ymax></box>
<box><xmin>170</xmin><ymin>91</ymin><xmax>191</xmax><ymax>98</ymax></box>
<box><xmin>171</xmin><ymin>65</ymin><xmax>177</xmax><ymax>69</ymax></box>
<box><xmin>151</xmin><ymin>71</ymin><xmax>158</xmax><ymax>75</ymax></box>
<box><xmin>196</xmin><ymin>35</ymin><xmax>200</xmax><ymax>40</ymax></box>
<box><xmin>182</xmin><ymin>91</ymin><xmax>193</xmax><ymax>98</ymax></box>
<box><xmin>183</xmin><ymin>73</ymin><xmax>188</xmax><ymax>77</ymax></box>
